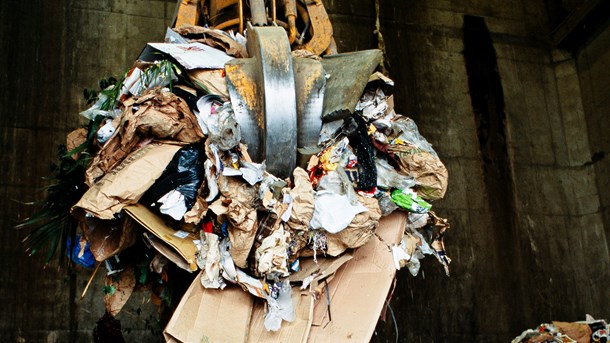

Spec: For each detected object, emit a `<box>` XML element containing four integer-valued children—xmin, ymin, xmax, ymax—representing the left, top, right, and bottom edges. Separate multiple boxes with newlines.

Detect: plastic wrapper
<box><xmin>194</xmin><ymin>94</ymin><xmax>223</xmax><ymax>136</ymax></box>
<box><xmin>119</xmin><ymin>62</ymin><xmax>178</xmax><ymax>100</ymax></box>
<box><xmin>79</xmin><ymin>91</ymin><xmax>121</xmax><ymax>120</ymax></box>
<box><xmin>140</xmin><ymin>145</ymin><xmax>205</xmax><ymax>221</ymax></box>
<box><xmin>355</xmin><ymin>88</ymin><xmax>388</xmax><ymax>121</ymax></box>
<box><xmin>376</xmin><ymin>157</ymin><xmax>416</xmax><ymax>191</ymax></box>
<box><xmin>97</xmin><ymin>118</ymin><xmax>117</xmax><ymax>144</ymax></box>
<box><xmin>391</xmin><ymin>188</ymin><xmax>432</xmax><ymax>213</ymax></box>
<box><xmin>391</xmin><ymin>116</ymin><xmax>438</xmax><ymax>157</ymax></box>
<box><xmin>343</xmin><ymin>115</ymin><xmax>377</xmax><ymax>190</ymax></box>
<box><xmin>66</xmin><ymin>235</ymin><xmax>96</xmax><ymax>268</ymax></box>
<box><xmin>264</xmin><ymin>280</ymin><xmax>295</xmax><ymax>331</ymax></box>
<box><xmin>317</xmin><ymin>167</ymin><xmax>359</xmax><ymax>205</ymax></box>
<box><xmin>376</xmin><ymin>191</ymin><xmax>398</xmax><ymax>216</ymax></box>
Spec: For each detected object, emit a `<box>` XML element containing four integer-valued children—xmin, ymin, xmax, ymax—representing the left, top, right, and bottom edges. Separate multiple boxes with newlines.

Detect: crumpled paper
<box><xmin>81</xmin><ymin>216</ymin><xmax>138</xmax><ymax>262</ymax></box>
<box><xmin>390</xmin><ymin>143</ymin><xmax>448</xmax><ymax>200</ymax></box>
<box><xmin>73</xmin><ymin>143</ymin><xmax>182</xmax><ymax>220</ymax></box>
<box><xmin>197</xmin><ymin>232</ymin><xmax>225</xmax><ymax>289</ymax></box>
<box><xmin>173</xmin><ymin>26</ymin><xmax>247</xmax><ymax>58</ymax></box>
<box><xmin>325</xmin><ymin>195</ymin><xmax>381</xmax><ymax>256</ymax></box>
<box><xmin>226</xmin><ymin>200</ymin><xmax>258</xmax><ymax>268</ymax></box>
<box><xmin>183</xmin><ymin>194</ymin><xmax>209</xmax><ymax>224</ymax></box>
<box><xmin>217</xmin><ymin>174</ymin><xmax>258</xmax><ymax>206</ymax></box>
<box><xmin>66</xmin><ymin>127</ymin><xmax>88</xmax><ymax>159</ymax></box>
<box><xmin>286</xmin><ymin>168</ymin><xmax>314</xmax><ymax>231</ymax></box>
<box><xmin>255</xmin><ymin>225</ymin><xmax>290</xmax><ymax>277</ymax></box>
<box><xmin>285</xmin><ymin>168</ymin><xmax>314</xmax><ymax>257</ymax></box>
<box><xmin>86</xmin><ymin>88</ymin><xmax>203</xmax><ymax>185</ymax></box>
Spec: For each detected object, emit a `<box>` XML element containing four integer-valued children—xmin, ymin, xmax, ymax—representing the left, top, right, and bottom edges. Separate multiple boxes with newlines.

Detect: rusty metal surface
<box><xmin>250</xmin><ymin>0</ymin><xmax>268</xmax><ymax>25</ymax></box>
<box><xmin>296</xmin><ymin>0</ymin><xmax>333</xmax><ymax>55</ymax></box>
<box><xmin>320</xmin><ymin>49</ymin><xmax>382</xmax><ymax>122</ymax></box>
<box><xmin>225</xmin><ymin>25</ymin><xmax>297</xmax><ymax>178</ymax></box>
<box><xmin>175</xmin><ymin>0</ymin><xmax>200</xmax><ymax>28</ymax></box>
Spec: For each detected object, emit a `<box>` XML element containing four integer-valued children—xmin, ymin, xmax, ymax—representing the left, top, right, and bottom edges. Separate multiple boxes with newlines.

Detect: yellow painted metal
<box><xmin>296</xmin><ymin>0</ymin><xmax>333</xmax><ymax>55</ymax></box>
<box><xmin>175</xmin><ymin>0</ymin><xmax>200</xmax><ymax>28</ymax></box>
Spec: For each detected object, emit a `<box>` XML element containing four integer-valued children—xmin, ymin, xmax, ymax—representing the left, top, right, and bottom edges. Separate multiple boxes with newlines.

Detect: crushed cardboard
<box><xmin>164</xmin><ymin>211</ymin><xmax>406</xmax><ymax>343</ymax></box>
<box><xmin>124</xmin><ymin>203</ymin><xmax>199</xmax><ymax>271</ymax></box>
<box><xmin>164</xmin><ymin>275</ymin><xmax>254</xmax><ymax>343</ymax></box>
<box><xmin>72</xmin><ymin>143</ymin><xmax>182</xmax><ymax>220</ymax></box>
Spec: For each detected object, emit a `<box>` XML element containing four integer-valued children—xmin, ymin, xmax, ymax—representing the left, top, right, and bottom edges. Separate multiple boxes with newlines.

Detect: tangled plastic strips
<box><xmin>311</xmin><ymin>230</ymin><xmax>327</xmax><ymax>263</ymax></box>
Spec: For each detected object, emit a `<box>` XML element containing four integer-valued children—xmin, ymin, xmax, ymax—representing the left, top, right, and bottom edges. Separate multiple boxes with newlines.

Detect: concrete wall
<box><xmin>1</xmin><ymin>0</ymin><xmax>608</xmax><ymax>342</ymax></box>
<box><xmin>326</xmin><ymin>0</ymin><xmax>610</xmax><ymax>341</ymax></box>
<box><xmin>577</xmin><ymin>25</ymin><xmax>610</xmax><ymax>265</ymax></box>
<box><xmin>0</xmin><ymin>0</ymin><xmax>173</xmax><ymax>341</ymax></box>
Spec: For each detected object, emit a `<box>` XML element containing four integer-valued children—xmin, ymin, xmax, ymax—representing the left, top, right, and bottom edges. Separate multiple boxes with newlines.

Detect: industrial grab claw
<box><xmin>173</xmin><ymin>0</ymin><xmax>381</xmax><ymax>178</ymax></box>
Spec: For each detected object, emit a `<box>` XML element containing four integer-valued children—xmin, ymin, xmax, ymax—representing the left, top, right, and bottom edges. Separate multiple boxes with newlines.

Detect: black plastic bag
<box><xmin>140</xmin><ymin>145</ymin><xmax>205</xmax><ymax>219</ymax></box>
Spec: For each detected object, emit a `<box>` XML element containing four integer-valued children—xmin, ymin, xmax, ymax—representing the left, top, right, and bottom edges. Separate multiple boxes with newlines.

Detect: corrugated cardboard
<box><xmin>307</xmin><ymin>211</ymin><xmax>407</xmax><ymax>342</ymax></box>
<box><xmin>164</xmin><ymin>211</ymin><xmax>406</xmax><ymax>342</ymax></box>
<box><xmin>247</xmin><ymin>291</ymin><xmax>314</xmax><ymax>343</ymax></box>
<box><xmin>164</xmin><ymin>275</ymin><xmax>253</xmax><ymax>343</ymax></box>
<box><xmin>73</xmin><ymin>143</ymin><xmax>182</xmax><ymax>219</ymax></box>
<box><xmin>124</xmin><ymin>204</ymin><xmax>199</xmax><ymax>271</ymax></box>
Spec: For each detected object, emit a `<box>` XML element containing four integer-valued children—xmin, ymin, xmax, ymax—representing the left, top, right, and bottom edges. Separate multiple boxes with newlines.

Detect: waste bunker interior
<box><xmin>1</xmin><ymin>0</ymin><xmax>609</xmax><ymax>341</ymax></box>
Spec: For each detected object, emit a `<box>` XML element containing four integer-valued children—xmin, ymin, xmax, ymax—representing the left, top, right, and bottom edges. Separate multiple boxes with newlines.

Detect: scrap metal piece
<box><xmin>174</xmin><ymin>0</ymin><xmax>200</xmax><ymax>28</ymax></box>
<box><xmin>293</xmin><ymin>57</ymin><xmax>326</xmax><ymax>167</ymax></box>
<box><xmin>250</xmin><ymin>0</ymin><xmax>268</xmax><ymax>25</ymax></box>
<box><xmin>320</xmin><ymin>49</ymin><xmax>382</xmax><ymax>122</ymax></box>
<box><xmin>225</xmin><ymin>25</ymin><xmax>298</xmax><ymax>178</ymax></box>
<box><xmin>295</xmin><ymin>0</ymin><xmax>333</xmax><ymax>55</ymax></box>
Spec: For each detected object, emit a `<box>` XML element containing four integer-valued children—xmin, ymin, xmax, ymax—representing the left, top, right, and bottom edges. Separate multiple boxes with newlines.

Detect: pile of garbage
<box><xmin>26</xmin><ymin>24</ymin><xmax>452</xmax><ymax>339</ymax></box>
<box><xmin>512</xmin><ymin>315</ymin><xmax>609</xmax><ymax>343</ymax></box>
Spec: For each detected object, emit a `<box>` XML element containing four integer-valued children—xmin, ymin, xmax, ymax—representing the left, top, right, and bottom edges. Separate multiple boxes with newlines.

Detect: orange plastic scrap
<box><xmin>175</xmin><ymin>0</ymin><xmax>200</xmax><ymax>28</ymax></box>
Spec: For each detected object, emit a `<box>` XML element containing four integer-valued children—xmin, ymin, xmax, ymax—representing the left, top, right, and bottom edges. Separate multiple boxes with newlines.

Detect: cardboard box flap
<box><xmin>247</xmin><ymin>290</ymin><xmax>314</xmax><ymax>343</ymax></box>
<box><xmin>307</xmin><ymin>211</ymin><xmax>407</xmax><ymax>342</ymax></box>
<box><xmin>164</xmin><ymin>274</ymin><xmax>253</xmax><ymax>343</ymax></box>
<box><xmin>288</xmin><ymin>252</ymin><xmax>353</xmax><ymax>284</ymax></box>
<box><xmin>124</xmin><ymin>204</ymin><xmax>199</xmax><ymax>271</ymax></box>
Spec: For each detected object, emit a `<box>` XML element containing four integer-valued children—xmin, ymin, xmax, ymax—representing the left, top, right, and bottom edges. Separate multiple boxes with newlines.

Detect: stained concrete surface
<box><xmin>0</xmin><ymin>0</ymin><xmax>608</xmax><ymax>342</ymax></box>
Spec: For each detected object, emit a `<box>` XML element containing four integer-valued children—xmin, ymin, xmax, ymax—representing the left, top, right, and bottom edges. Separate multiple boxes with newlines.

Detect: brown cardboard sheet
<box><xmin>124</xmin><ymin>204</ymin><xmax>199</xmax><ymax>271</ymax></box>
<box><xmin>165</xmin><ymin>211</ymin><xmax>406</xmax><ymax>343</ymax></box>
<box><xmin>307</xmin><ymin>211</ymin><xmax>407</xmax><ymax>342</ymax></box>
<box><xmin>164</xmin><ymin>275</ymin><xmax>253</xmax><ymax>343</ymax></box>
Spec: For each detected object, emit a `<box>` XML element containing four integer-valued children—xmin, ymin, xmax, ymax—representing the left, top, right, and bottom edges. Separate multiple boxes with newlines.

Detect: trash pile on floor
<box><xmin>512</xmin><ymin>315</ymin><xmax>609</xmax><ymax>343</ymax></box>
<box><xmin>24</xmin><ymin>23</ymin><xmax>452</xmax><ymax>342</ymax></box>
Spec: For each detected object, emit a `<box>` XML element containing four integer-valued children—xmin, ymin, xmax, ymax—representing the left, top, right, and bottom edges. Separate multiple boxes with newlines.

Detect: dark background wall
<box><xmin>1</xmin><ymin>0</ymin><xmax>608</xmax><ymax>342</ymax></box>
